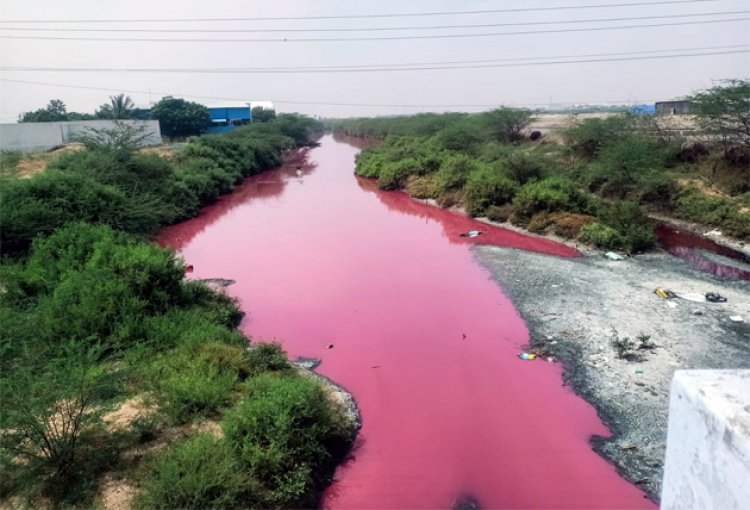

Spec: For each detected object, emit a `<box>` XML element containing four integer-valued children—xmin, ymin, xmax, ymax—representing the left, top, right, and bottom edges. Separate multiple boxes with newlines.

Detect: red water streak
<box><xmin>158</xmin><ymin>135</ymin><xmax>654</xmax><ymax>509</ymax></box>
<box><xmin>655</xmin><ymin>224</ymin><xmax>750</xmax><ymax>281</ymax></box>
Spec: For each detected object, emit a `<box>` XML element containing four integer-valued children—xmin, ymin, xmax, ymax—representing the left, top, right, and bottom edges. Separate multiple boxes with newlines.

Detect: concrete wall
<box><xmin>661</xmin><ymin>370</ymin><xmax>750</xmax><ymax>509</ymax></box>
<box><xmin>656</xmin><ymin>101</ymin><xmax>693</xmax><ymax>115</ymax></box>
<box><xmin>0</xmin><ymin>120</ymin><xmax>162</xmax><ymax>152</ymax></box>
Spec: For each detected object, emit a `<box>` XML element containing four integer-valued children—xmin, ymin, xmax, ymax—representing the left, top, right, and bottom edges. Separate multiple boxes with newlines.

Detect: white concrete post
<box><xmin>661</xmin><ymin>370</ymin><xmax>750</xmax><ymax>510</ymax></box>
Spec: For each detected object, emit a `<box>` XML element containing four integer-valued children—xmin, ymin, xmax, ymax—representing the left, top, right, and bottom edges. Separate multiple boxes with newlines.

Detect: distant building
<box><xmin>655</xmin><ymin>100</ymin><xmax>692</xmax><ymax>115</ymax></box>
<box><xmin>206</xmin><ymin>102</ymin><xmax>253</xmax><ymax>134</ymax></box>
<box><xmin>630</xmin><ymin>104</ymin><xmax>656</xmax><ymax>115</ymax></box>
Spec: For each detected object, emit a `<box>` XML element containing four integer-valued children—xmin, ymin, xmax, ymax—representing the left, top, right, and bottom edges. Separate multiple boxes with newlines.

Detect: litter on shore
<box><xmin>654</xmin><ymin>287</ymin><xmax>728</xmax><ymax>303</ymax></box>
<box><xmin>518</xmin><ymin>352</ymin><xmax>537</xmax><ymax>360</ymax></box>
<box><xmin>460</xmin><ymin>230</ymin><xmax>483</xmax><ymax>238</ymax></box>
<box><xmin>730</xmin><ymin>315</ymin><xmax>744</xmax><ymax>323</ymax></box>
<box><xmin>605</xmin><ymin>252</ymin><xmax>625</xmax><ymax>261</ymax></box>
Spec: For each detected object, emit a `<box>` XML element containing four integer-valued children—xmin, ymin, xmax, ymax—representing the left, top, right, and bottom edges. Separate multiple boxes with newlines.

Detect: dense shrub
<box><xmin>579</xmin><ymin>222</ymin><xmax>627</xmax><ymax>250</ymax></box>
<box><xmin>512</xmin><ymin>176</ymin><xmax>593</xmax><ymax>225</ymax></box>
<box><xmin>674</xmin><ymin>189</ymin><xmax>750</xmax><ymax>238</ymax></box>
<box><xmin>136</xmin><ymin>434</ymin><xmax>251</xmax><ymax>509</ymax></box>
<box><xmin>437</xmin><ymin>121</ymin><xmax>484</xmax><ymax>151</ymax></box>
<box><xmin>479</xmin><ymin>107</ymin><xmax>534</xmax><ymax>144</ymax></box>
<box><xmin>147</xmin><ymin>344</ymin><xmax>240</xmax><ymax>424</ymax></box>
<box><xmin>592</xmin><ymin>138</ymin><xmax>671</xmax><ymax>198</ymax></box>
<box><xmin>246</xmin><ymin>342</ymin><xmax>291</xmax><ymax>377</ymax></box>
<box><xmin>548</xmin><ymin>212</ymin><xmax>596</xmax><ymax>238</ymax></box>
<box><xmin>563</xmin><ymin>114</ymin><xmax>634</xmax><ymax>157</ymax></box>
<box><xmin>581</xmin><ymin>201</ymin><xmax>655</xmax><ymax>252</ymax></box>
<box><xmin>405</xmin><ymin>175</ymin><xmax>438</xmax><ymax>199</ymax></box>
<box><xmin>500</xmin><ymin>152</ymin><xmax>547</xmax><ymax>184</ymax></box>
<box><xmin>223</xmin><ymin>374</ymin><xmax>352</xmax><ymax>508</ymax></box>
<box><xmin>0</xmin><ymin>341</ymin><xmax>116</xmax><ymax>504</ymax></box>
<box><xmin>0</xmin><ymin>172</ymin><xmax>139</xmax><ymax>254</ymax></box>
<box><xmin>434</xmin><ymin>155</ymin><xmax>478</xmax><ymax>193</ymax></box>
<box><xmin>463</xmin><ymin>168</ymin><xmax>518</xmax><ymax>217</ymax></box>
<box><xmin>485</xmin><ymin>204</ymin><xmax>514</xmax><ymax>223</ymax></box>
<box><xmin>377</xmin><ymin>158</ymin><xmax>422</xmax><ymax>190</ymax></box>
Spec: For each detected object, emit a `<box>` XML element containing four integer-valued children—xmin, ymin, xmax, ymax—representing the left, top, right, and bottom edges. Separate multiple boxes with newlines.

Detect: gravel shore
<box><xmin>474</xmin><ymin>246</ymin><xmax>750</xmax><ymax>500</ymax></box>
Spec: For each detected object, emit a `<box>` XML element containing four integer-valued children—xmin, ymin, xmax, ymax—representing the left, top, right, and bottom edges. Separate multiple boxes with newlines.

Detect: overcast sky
<box><xmin>0</xmin><ymin>0</ymin><xmax>748</xmax><ymax>120</ymax></box>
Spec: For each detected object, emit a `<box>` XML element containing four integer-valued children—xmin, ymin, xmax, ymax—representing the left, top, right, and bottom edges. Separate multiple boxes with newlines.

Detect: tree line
<box><xmin>18</xmin><ymin>94</ymin><xmax>278</xmax><ymax>139</ymax></box>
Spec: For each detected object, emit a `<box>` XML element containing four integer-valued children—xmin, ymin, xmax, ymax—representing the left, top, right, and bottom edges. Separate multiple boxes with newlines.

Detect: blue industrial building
<box><xmin>206</xmin><ymin>102</ymin><xmax>253</xmax><ymax>134</ymax></box>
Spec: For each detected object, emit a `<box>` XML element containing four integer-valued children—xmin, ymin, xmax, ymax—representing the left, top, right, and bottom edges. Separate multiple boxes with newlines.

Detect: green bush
<box><xmin>222</xmin><ymin>373</ymin><xmax>352</xmax><ymax>507</ymax></box>
<box><xmin>377</xmin><ymin>158</ymin><xmax>422</xmax><ymax>190</ymax></box>
<box><xmin>674</xmin><ymin>189</ymin><xmax>750</xmax><ymax>238</ymax></box>
<box><xmin>136</xmin><ymin>434</ymin><xmax>252</xmax><ymax>509</ymax></box>
<box><xmin>434</xmin><ymin>155</ymin><xmax>478</xmax><ymax>193</ymax></box>
<box><xmin>593</xmin><ymin>138</ymin><xmax>670</xmax><ymax>198</ymax></box>
<box><xmin>479</xmin><ymin>107</ymin><xmax>534</xmax><ymax>144</ymax></box>
<box><xmin>147</xmin><ymin>345</ymin><xmax>239</xmax><ymax>424</ymax></box>
<box><xmin>580</xmin><ymin>201</ymin><xmax>655</xmax><ymax>252</ymax></box>
<box><xmin>0</xmin><ymin>150</ymin><xmax>21</xmax><ymax>175</ymax></box>
<box><xmin>0</xmin><ymin>342</ymin><xmax>116</xmax><ymax>504</ymax></box>
<box><xmin>563</xmin><ymin>114</ymin><xmax>634</xmax><ymax>157</ymax></box>
<box><xmin>437</xmin><ymin>121</ymin><xmax>484</xmax><ymax>151</ymax></box>
<box><xmin>500</xmin><ymin>152</ymin><xmax>547</xmax><ymax>184</ymax></box>
<box><xmin>0</xmin><ymin>171</ymin><xmax>140</xmax><ymax>254</ymax></box>
<box><xmin>599</xmin><ymin>200</ymin><xmax>656</xmax><ymax>252</ymax></box>
<box><xmin>246</xmin><ymin>342</ymin><xmax>290</xmax><ymax>376</ymax></box>
<box><xmin>463</xmin><ymin>167</ymin><xmax>518</xmax><ymax>217</ymax></box>
<box><xmin>579</xmin><ymin>222</ymin><xmax>627</xmax><ymax>249</ymax></box>
<box><xmin>512</xmin><ymin>176</ymin><xmax>592</xmax><ymax>225</ymax></box>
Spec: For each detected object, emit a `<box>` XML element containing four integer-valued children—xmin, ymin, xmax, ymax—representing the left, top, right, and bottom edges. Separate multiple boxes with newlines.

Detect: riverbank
<box><xmin>474</xmin><ymin>244</ymin><xmax>750</xmax><ymax>499</ymax></box>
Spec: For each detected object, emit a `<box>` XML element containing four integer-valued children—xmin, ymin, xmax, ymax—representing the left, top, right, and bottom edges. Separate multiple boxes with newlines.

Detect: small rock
<box><xmin>693</xmin><ymin>310</ymin><xmax>704</xmax><ymax>316</ymax></box>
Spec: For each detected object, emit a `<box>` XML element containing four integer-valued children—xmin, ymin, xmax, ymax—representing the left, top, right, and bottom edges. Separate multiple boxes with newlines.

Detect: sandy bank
<box><xmin>474</xmin><ymin>245</ymin><xmax>750</xmax><ymax>500</ymax></box>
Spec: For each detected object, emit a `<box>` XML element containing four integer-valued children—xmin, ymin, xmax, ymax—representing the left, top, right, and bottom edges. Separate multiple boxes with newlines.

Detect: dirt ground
<box><xmin>474</xmin><ymin>245</ymin><xmax>750</xmax><ymax>500</ymax></box>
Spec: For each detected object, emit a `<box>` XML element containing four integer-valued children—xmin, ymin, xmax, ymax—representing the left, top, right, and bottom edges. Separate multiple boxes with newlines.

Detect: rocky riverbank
<box><xmin>474</xmin><ymin>245</ymin><xmax>750</xmax><ymax>500</ymax></box>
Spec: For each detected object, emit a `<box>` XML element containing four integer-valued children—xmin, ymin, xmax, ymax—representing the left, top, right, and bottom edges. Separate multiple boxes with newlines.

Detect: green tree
<box><xmin>480</xmin><ymin>107</ymin><xmax>535</xmax><ymax>144</ymax></box>
<box><xmin>150</xmin><ymin>97</ymin><xmax>211</xmax><ymax>138</ymax></box>
<box><xmin>96</xmin><ymin>94</ymin><xmax>135</xmax><ymax>120</ymax></box>
<box><xmin>19</xmin><ymin>99</ymin><xmax>69</xmax><ymax>123</ymax></box>
<box><xmin>689</xmin><ymin>79</ymin><xmax>750</xmax><ymax>158</ymax></box>
<box><xmin>251</xmin><ymin>106</ymin><xmax>276</xmax><ymax>123</ymax></box>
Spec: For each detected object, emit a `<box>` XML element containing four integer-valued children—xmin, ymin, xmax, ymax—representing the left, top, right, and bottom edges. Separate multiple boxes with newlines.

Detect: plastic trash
<box><xmin>705</xmin><ymin>292</ymin><xmax>727</xmax><ymax>303</ymax></box>
<box><xmin>605</xmin><ymin>251</ymin><xmax>625</xmax><ymax>261</ymax></box>
<box><xmin>460</xmin><ymin>230</ymin><xmax>483</xmax><ymax>238</ymax></box>
<box><xmin>518</xmin><ymin>352</ymin><xmax>537</xmax><ymax>360</ymax></box>
<box><xmin>654</xmin><ymin>288</ymin><xmax>677</xmax><ymax>299</ymax></box>
<box><xmin>729</xmin><ymin>315</ymin><xmax>744</xmax><ymax>323</ymax></box>
<box><xmin>675</xmin><ymin>292</ymin><xmax>706</xmax><ymax>303</ymax></box>
<box><xmin>327</xmin><ymin>343</ymin><xmax>334</xmax><ymax>349</ymax></box>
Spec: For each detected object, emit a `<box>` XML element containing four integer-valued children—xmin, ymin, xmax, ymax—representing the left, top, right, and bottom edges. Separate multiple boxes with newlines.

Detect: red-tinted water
<box><xmin>159</xmin><ymin>135</ymin><xmax>654</xmax><ymax>509</ymax></box>
<box><xmin>655</xmin><ymin>224</ymin><xmax>750</xmax><ymax>281</ymax></box>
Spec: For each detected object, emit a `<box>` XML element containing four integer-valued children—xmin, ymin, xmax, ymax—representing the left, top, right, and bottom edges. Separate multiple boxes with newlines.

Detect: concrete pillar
<box><xmin>661</xmin><ymin>370</ymin><xmax>750</xmax><ymax>509</ymax></box>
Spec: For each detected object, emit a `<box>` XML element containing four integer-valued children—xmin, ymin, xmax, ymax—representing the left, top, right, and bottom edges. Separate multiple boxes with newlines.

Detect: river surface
<box><xmin>159</xmin><ymin>135</ymin><xmax>654</xmax><ymax>509</ymax></box>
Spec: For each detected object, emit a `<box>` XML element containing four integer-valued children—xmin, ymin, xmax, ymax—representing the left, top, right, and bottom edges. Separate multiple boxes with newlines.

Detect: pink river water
<box><xmin>158</xmin><ymin>134</ymin><xmax>655</xmax><ymax>509</ymax></box>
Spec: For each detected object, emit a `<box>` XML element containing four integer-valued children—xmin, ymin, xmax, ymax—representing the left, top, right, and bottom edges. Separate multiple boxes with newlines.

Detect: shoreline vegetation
<box><xmin>329</xmin><ymin>81</ymin><xmax>749</xmax><ymax>252</ymax></box>
<box><xmin>0</xmin><ymin>115</ymin><xmax>361</xmax><ymax>508</ymax></box>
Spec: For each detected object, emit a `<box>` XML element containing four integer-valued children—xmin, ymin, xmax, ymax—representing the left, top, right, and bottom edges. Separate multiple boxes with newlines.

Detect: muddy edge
<box><xmin>473</xmin><ymin>245</ymin><xmax>750</xmax><ymax>500</ymax></box>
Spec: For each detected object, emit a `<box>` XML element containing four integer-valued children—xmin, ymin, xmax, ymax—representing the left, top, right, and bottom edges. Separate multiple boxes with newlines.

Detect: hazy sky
<box><xmin>0</xmin><ymin>0</ymin><xmax>748</xmax><ymax>120</ymax></box>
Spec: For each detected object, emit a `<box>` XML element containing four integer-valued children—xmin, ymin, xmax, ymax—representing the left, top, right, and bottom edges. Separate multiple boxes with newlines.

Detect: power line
<box><xmin>1</xmin><ymin>10</ymin><xmax>747</xmax><ymax>33</ymax></box>
<box><xmin>0</xmin><ymin>0</ymin><xmax>724</xmax><ymax>24</ymax></box>
<box><xmin>0</xmin><ymin>77</ymin><xmax>669</xmax><ymax>108</ymax></box>
<box><xmin>3</xmin><ymin>47</ymin><xmax>748</xmax><ymax>74</ymax></box>
<box><xmin>1</xmin><ymin>17</ymin><xmax>746</xmax><ymax>43</ymax></box>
